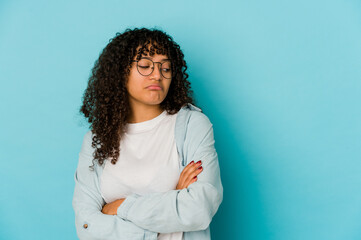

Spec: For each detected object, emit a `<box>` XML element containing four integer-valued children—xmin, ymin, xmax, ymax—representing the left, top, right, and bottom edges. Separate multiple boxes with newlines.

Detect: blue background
<box><xmin>1</xmin><ymin>0</ymin><xmax>361</xmax><ymax>239</ymax></box>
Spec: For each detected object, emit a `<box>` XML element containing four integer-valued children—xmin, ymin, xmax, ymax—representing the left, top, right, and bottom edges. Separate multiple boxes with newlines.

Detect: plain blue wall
<box><xmin>1</xmin><ymin>0</ymin><xmax>361</xmax><ymax>239</ymax></box>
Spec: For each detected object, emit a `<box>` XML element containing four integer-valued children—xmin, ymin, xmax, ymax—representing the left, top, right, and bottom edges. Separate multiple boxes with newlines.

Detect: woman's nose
<box><xmin>150</xmin><ymin>63</ymin><xmax>162</xmax><ymax>80</ymax></box>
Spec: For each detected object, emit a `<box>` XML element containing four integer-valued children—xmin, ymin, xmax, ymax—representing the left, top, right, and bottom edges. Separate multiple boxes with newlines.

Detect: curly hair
<box><xmin>80</xmin><ymin>27</ymin><xmax>195</xmax><ymax>166</ymax></box>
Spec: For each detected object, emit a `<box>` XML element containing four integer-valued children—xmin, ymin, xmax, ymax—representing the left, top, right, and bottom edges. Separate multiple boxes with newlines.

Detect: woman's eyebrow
<box><xmin>141</xmin><ymin>56</ymin><xmax>171</xmax><ymax>61</ymax></box>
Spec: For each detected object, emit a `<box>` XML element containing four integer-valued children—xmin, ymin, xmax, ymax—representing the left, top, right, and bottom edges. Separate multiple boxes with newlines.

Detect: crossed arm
<box><xmin>73</xmin><ymin>112</ymin><xmax>223</xmax><ymax>238</ymax></box>
<box><xmin>101</xmin><ymin>160</ymin><xmax>203</xmax><ymax>215</ymax></box>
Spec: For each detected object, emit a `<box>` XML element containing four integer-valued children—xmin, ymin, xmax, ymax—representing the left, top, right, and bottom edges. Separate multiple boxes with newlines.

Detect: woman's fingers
<box><xmin>183</xmin><ymin>161</ymin><xmax>202</xmax><ymax>179</ymax></box>
<box><xmin>176</xmin><ymin>160</ymin><xmax>203</xmax><ymax>190</ymax></box>
<box><xmin>183</xmin><ymin>163</ymin><xmax>203</xmax><ymax>188</ymax></box>
<box><xmin>177</xmin><ymin>161</ymin><xmax>195</xmax><ymax>188</ymax></box>
<box><xmin>177</xmin><ymin>160</ymin><xmax>202</xmax><ymax>189</ymax></box>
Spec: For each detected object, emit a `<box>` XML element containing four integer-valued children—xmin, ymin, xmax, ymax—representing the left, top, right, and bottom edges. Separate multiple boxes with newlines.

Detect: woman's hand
<box><xmin>176</xmin><ymin>160</ymin><xmax>203</xmax><ymax>190</ymax></box>
<box><xmin>102</xmin><ymin>198</ymin><xmax>125</xmax><ymax>215</ymax></box>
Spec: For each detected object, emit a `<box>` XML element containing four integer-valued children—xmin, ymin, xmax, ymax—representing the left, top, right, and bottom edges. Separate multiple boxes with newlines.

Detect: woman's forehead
<box><xmin>135</xmin><ymin>46</ymin><xmax>169</xmax><ymax>60</ymax></box>
<box><xmin>136</xmin><ymin>43</ymin><xmax>168</xmax><ymax>56</ymax></box>
<box><xmin>140</xmin><ymin>55</ymin><xmax>171</xmax><ymax>62</ymax></box>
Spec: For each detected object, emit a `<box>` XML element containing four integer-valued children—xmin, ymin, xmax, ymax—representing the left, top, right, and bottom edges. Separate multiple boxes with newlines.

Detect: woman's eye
<box><xmin>162</xmin><ymin>68</ymin><xmax>170</xmax><ymax>72</ymax></box>
<box><xmin>139</xmin><ymin>65</ymin><xmax>150</xmax><ymax>69</ymax></box>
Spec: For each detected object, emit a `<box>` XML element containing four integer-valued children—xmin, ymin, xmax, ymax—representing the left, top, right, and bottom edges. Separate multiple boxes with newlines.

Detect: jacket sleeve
<box><xmin>117</xmin><ymin>112</ymin><xmax>223</xmax><ymax>233</ymax></box>
<box><xmin>72</xmin><ymin>131</ymin><xmax>157</xmax><ymax>240</ymax></box>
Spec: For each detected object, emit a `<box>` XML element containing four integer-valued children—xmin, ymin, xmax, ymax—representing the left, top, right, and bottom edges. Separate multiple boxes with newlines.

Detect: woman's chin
<box><xmin>144</xmin><ymin>97</ymin><xmax>167</xmax><ymax>106</ymax></box>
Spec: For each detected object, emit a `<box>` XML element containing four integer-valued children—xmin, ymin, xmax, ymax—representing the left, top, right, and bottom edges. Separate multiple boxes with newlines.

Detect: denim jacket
<box><xmin>72</xmin><ymin>104</ymin><xmax>223</xmax><ymax>240</ymax></box>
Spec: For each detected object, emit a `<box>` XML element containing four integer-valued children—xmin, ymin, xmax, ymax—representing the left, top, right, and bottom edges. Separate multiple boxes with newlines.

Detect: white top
<box><xmin>100</xmin><ymin>110</ymin><xmax>183</xmax><ymax>240</ymax></box>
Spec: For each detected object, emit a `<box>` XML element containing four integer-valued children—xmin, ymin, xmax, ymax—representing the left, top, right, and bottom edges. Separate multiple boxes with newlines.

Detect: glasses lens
<box><xmin>137</xmin><ymin>59</ymin><xmax>153</xmax><ymax>76</ymax></box>
<box><xmin>161</xmin><ymin>61</ymin><xmax>172</xmax><ymax>79</ymax></box>
<box><xmin>136</xmin><ymin>59</ymin><xmax>172</xmax><ymax>79</ymax></box>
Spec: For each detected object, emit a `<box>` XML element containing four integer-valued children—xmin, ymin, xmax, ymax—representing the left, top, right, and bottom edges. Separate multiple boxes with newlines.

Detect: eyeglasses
<box><xmin>132</xmin><ymin>58</ymin><xmax>172</xmax><ymax>79</ymax></box>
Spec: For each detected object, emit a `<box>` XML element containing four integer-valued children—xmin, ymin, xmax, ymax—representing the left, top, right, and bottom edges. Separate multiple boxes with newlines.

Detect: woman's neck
<box><xmin>127</xmin><ymin>104</ymin><xmax>164</xmax><ymax>123</ymax></box>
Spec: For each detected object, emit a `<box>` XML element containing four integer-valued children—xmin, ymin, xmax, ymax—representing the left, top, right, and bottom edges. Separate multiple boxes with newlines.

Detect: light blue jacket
<box><xmin>72</xmin><ymin>104</ymin><xmax>223</xmax><ymax>240</ymax></box>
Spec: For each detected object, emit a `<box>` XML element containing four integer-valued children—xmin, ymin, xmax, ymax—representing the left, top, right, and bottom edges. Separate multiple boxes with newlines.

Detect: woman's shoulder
<box><xmin>175</xmin><ymin>104</ymin><xmax>215</xmax><ymax>162</ymax></box>
<box><xmin>79</xmin><ymin>130</ymin><xmax>95</xmax><ymax>156</ymax></box>
<box><xmin>179</xmin><ymin>103</ymin><xmax>212</xmax><ymax>124</ymax></box>
<box><xmin>82</xmin><ymin>130</ymin><xmax>93</xmax><ymax>145</ymax></box>
<box><xmin>176</xmin><ymin>104</ymin><xmax>213</xmax><ymax>134</ymax></box>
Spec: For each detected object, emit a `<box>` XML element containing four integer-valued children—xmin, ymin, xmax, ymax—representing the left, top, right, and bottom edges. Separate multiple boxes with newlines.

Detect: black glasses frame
<box><xmin>132</xmin><ymin>59</ymin><xmax>173</xmax><ymax>79</ymax></box>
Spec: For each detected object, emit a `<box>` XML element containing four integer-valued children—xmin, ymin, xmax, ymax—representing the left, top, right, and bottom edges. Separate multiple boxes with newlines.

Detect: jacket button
<box><xmin>83</xmin><ymin>224</ymin><xmax>88</xmax><ymax>229</ymax></box>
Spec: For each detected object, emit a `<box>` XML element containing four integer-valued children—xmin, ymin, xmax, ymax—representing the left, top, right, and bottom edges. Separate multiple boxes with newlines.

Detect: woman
<box><xmin>72</xmin><ymin>28</ymin><xmax>223</xmax><ymax>240</ymax></box>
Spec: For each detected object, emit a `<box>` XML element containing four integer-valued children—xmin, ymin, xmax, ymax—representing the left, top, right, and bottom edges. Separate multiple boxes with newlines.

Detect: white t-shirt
<box><xmin>100</xmin><ymin>110</ymin><xmax>183</xmax><ymax>240</ymax></box>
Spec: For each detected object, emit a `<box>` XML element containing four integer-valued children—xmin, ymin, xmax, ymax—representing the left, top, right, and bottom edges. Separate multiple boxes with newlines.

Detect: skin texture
<box><xmin>101</xmin><ymin>54</ymin><xmax>203</xmax><ymax>215</ymax></box>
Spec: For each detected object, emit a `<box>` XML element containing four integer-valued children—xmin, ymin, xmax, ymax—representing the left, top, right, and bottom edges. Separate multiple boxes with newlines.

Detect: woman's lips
<box><xmin>147</xmin><ymin>85</ymin><xmax>162</xmax><ymax>90</ymax></box>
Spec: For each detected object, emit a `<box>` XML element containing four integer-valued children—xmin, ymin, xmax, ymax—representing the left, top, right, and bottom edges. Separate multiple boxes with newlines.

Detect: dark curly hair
<box><xmin>80</xmin><ymin>27</ymin><xmax>195</xmax><ymax>166</ymax></box>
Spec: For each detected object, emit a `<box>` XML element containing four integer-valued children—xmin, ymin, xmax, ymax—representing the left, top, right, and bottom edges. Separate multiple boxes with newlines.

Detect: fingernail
<box><xmin>193</xmin><ymin>176</ymin><xmax>197</xmax><ymax>179</ymax></box>
<box><xmin>198</xmin><ymin>166</ymin><xmax>203</xmax><ymax>170</ymax></box>
<box><xmin>190</xmin><ymin>161</ymin><xmax>194</xmax><ymax>164</ymax></box>
<box><xmin>196</xmin><ymin>160</ymin><xmax>202</xmax><ymax>165</ymax></box>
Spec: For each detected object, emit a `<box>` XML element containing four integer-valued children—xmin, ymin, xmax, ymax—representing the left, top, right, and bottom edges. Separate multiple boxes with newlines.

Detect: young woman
<box><xmin>72</xmin><ymin>28</ymin><xmax>223</xmax><ymax>240</ymax></box>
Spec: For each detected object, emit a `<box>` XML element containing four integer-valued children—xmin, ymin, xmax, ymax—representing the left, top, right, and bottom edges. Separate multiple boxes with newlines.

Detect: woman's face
<box><xmin>126</xmin><ymin>52</ymin><xmax>172</xmax><ymax>109</ymax></box>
